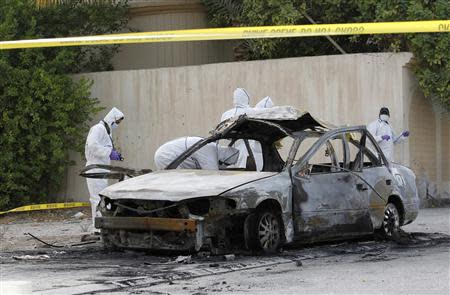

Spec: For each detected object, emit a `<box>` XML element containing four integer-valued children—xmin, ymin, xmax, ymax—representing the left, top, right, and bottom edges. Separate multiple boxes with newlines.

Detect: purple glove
<box><xmin>402</xmin><ymin>130</ymin><xmax>410</xmax><ymax>137</ymax></box>
<box><xmin>381</xmin><ymin>135</ymin><xmax>390</xmax><ymax>141</ymax></box>
<box><xmin>109</xmin><ymin>149</ymin><xmax>122</xmax><ymax>161</ymax></box>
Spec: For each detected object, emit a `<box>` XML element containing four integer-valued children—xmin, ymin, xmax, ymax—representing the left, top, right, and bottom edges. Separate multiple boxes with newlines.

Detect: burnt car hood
<box><xmin>99</xmin><ymin>169</ymin><xmax>277</xmax><ymax>202</ymax></box>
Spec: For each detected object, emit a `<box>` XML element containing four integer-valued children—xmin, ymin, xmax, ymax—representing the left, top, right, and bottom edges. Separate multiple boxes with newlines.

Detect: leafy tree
<box><xmin>202</xmin><ymin>0</ymin><xmax>449</xmax><ymax>111</ymax></box>
<box><xmin>0</xmin><ymin>0</ymin><xmax>129</xmax><ymax>210</ymax></box>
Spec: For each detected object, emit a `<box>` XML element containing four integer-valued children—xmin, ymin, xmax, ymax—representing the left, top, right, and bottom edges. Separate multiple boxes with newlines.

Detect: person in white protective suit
<box><xmin>220</xmin><ymin>88</ymin><xmax>252</xmax><ymax>168</ymax></box>
<box><xmin>367</xmin><ymin>107</ymin><xmax>409</xmax><ymax>162</ymax></box>
<box><xmin>252</xmin><ymin>96</ymin><xmax>274</xmax><ymax>171</ymax></box>
<box><xmin>85</xmin><ymin>107</ymin><xmax>124</xmax><ymax>231</ymax></box>
<box><xmin>154</xmin><ymin>136</ymin><xmax>239</xmax><ymax>170</ymax></box>
<box><xmin>254</xmin><ymin>96</ymin><xmax>274</xmax><ymax>109</ymax></box>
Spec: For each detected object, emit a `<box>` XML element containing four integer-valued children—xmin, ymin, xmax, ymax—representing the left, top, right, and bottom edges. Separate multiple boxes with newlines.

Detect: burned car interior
<box><xmin>167</xmin><ymin>111</ymin><xmax>331</xmax><ymax>173</ymax></box>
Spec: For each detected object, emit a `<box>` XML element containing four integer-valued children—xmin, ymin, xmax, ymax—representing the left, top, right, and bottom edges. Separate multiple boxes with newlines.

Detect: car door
<box><xmin>291</xmin><ymin>131</ymin><xmax>373</xmax><ymax>241</ymax></box>
<box><xmin>348</xmin><ymin>130</ymin><xmax>392</xmax><ymax>229</ymax></box>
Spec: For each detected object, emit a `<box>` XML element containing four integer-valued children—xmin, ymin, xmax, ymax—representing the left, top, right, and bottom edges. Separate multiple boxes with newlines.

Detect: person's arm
<box><xmin>393</xmin><ymin>127</ymin><xmax>408</xmax><ymax>144</ymax></box>
<box><xmin>86</xmin><ymin>126</ymin><xmax>112</xmax><ymax>159</ymax></box>
<box><xmin>367</xmin><ymin>121</ymin><xmax>383</xmax><ymax>143</ymax></box>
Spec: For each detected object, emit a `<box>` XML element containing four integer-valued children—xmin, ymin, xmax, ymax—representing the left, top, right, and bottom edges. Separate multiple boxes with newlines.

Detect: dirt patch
<box><xmin>0</xmin><ymin>209</ymin><xmax>93</xmax><ymax>252</ymax></box>
<box><xmin>0</xmin><ymin>208</ymin><xmax>91</xmax><ymax>225</ymax></box>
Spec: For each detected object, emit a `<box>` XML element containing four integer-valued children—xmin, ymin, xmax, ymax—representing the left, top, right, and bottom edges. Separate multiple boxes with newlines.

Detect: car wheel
<box><xmin>382</xmin><ymin>203</ymin><xmax>400</xmax><ymax>239</ymax></box>
<box><xmin>244</xmin><ymin>210</ymin><xmax>282</xmax><ymax>254</ymax></box>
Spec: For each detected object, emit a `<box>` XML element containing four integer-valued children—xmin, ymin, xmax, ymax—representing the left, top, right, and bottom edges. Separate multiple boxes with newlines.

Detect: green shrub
<box><xmin>0</xmin><ymin>0</ymin><xmax>128</xmax><ymax>210</ymax></box>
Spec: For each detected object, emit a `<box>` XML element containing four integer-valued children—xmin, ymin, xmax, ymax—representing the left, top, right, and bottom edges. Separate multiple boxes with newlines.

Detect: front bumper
<box><xmin>95</xmin><ymin>216</ymin><xmax>205</xmax><ymax>251</ymax></box>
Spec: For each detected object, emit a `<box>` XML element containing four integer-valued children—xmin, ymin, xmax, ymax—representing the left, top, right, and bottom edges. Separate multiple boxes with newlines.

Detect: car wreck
<box><xmin>85</xmin><ymin>106</ymin><xmax>420</xmax><ymax>254</ymax></box>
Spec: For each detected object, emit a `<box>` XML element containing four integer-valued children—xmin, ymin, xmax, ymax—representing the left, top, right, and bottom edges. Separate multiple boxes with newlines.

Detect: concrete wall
<box><xmin>112</xmin><ymin>0</ymin><xmax>235</xmax><ymax>70</ymax></box>
<box><xmin>442</xmin><ymin>113</ymin><xmax>450</xmax><ymax>194</ymax></box>
<box><xmin>60</xmin><ymin>52</ymin><xmax>449</xmax><ymax>202</ymax></box>
<box><xmin>405</xmin><ymin>65</ymin><xmax>450</xmax><ymax>197</ymax></box>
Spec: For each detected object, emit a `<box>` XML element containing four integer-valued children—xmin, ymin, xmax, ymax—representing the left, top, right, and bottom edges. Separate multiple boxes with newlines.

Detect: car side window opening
<box><xmin>218</xmin><ymin>137</ymin><xmax>286</xmax><ymax>172</ymax></box>
<box><xmin>294</xmin><ymin>133</ymin><xmax>346</xmax><ymax>175</ymax></box>
<box><xmin>364</xmin><ymin>131</ymin><xmax>385</xmax><ymax>166</ymax></box>
<box><xmin>216</xmin><ymin>138</ymin><xmax>258</xmax><ymax>171</ymax></box>
<box><xmin>347</xmin><ymin>131</ymin><xmax>382</xmax><ymax>171</ymax></box>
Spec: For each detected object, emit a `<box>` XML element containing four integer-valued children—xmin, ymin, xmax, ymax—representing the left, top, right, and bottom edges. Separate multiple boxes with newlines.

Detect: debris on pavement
<box><xmin>70</xmin><ymin>241</ymin><xmax>99</xmax><ymax>247</ymax></box>
<box><xmin>197</xmin><ymin>251</ymin><xmax>210</xmax><ymax>258</ymax></box>
<box><xmin>73</xmin><ymin>212</ymin><xmax>85</xmax><ymax>219</ymax></box>
<box><xmin>361</xmin><ymin>251</ymin><xmax>385</xmax><ymax>258</ymax></box>
<box><xmin>52</xmin><ymin>250</ymin><xmax>67</xmax><ymax>255</ymax></box>
<box><xmin>26</xmin><ymin>232</ymin><xmax>64</xmax><ymax>248</ymax></box>
<box><xmin>175</xmin><ymin>255</ymin><xmax>193</xmax><ymax>264</ymax></box>
<box><xmin>224</xmin><ymin>254</ymin><xmax>235</xmax><ymax>261</ymax></box>
<box><xmin>79</xmin><ymin>223</ymin><xmax>90</xmax><ymax>232</ymax></box>
<box><xmin>12</xmin><ymin>254</ymin><xmax>50</xmax><ymax>260</ymax></box>
<box><xmin>81</xmin><ymin>234</ymin><xmax>101</xmax><ymax>242</ymax></box>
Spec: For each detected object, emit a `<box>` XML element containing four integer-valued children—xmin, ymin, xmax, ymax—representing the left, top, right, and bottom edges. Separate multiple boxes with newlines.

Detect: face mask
<box><xmin>111</xmin><ymin>122</ymin><xmax>118</xmax><ymax>129</ymax></box>
<box><xmin>380</xmin><ymin>114</ymin><xmax>390</xmax><ymax>123</ymax></box>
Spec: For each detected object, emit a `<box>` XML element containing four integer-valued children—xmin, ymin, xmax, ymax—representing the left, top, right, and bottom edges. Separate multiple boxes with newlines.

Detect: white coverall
<box><xmin>252</xmin><ymin>97</ymin><xmax>274</xmax><ymax>171</ymax></box>
<box><xmin>367</xmin><ymin>118</ymin><xmax>406</xmax><ymax>162</ymax></box>
<box><xmin>85</xmin><ymin>107</ymin><xmax>124</xmax><ymax>229</ymax></box>
<box><xmin>154</xmin><ymin>136</ymin><xmax>239</xmax><ymax>170</ymax></box>
<box><xmin>220</xmin><ymin>88</ymin><xmax>251</xmax><ymax>168</ymax></box>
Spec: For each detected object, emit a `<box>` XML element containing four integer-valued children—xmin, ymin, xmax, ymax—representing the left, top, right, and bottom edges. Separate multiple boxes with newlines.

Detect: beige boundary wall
<box><xmin>112</xmin><ymin>0</ymin><xmax>235</xmax><ymax>70</ymax></box>
<box><xmin>60</xmin><ymin>52</ymin><xmax>449</xmax><ymax>202</ymax></box>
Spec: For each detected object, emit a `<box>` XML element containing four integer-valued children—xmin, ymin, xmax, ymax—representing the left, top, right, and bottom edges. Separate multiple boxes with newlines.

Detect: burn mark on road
<box><xmin>3</xmin><ymin>232</ymin><xmax>449</xmax><ymax>294</ymax></box>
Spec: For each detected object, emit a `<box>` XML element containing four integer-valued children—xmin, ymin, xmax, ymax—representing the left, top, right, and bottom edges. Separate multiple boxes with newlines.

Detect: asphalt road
<box><xmin>1</xmin><ymin>208</ymin><xmax>449</xmax><ymax>294</ymax></box>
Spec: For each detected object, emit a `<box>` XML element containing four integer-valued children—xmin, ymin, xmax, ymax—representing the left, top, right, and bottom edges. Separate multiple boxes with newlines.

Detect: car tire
<box><xmin>381</xmin><ymin>203</ymin><xmax>400</xmax><ymax>239</ymax></box>
<box><xmin>244</xmin><ymin>210</ymin><xmax>282</xmax><ymax>254</ymax></box>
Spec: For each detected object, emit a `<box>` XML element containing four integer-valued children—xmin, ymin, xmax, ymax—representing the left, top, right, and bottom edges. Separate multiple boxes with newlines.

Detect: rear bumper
<box><xmin>95</xmin><ymin>216</ymin><xmax>204</xmax><ymax>251</ymax></box>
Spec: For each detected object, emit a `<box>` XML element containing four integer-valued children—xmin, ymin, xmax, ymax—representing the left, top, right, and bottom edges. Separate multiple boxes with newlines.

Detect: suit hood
<box><xmin>103</xmin><ymin>107</ymin><xmax>124</xmax><ymax>127</ymax></box>
<box><xmin>233</xmin><ymin>88</ymin><xmax>250</xmax><ymax>108</ymax></box>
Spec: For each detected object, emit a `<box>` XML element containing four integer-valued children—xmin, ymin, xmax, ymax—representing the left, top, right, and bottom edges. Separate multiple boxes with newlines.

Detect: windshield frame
<box><xmin>166</xmin><ymin>118</ymin><xmax>295</xmax><ymax>171</ymax></box>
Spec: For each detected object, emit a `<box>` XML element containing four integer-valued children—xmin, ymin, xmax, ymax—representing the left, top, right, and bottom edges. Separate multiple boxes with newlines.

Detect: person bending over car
<box><xmin>154</xmin><ymin>136</ymin><xmax>239</xmax><ymax>170</ymax></box>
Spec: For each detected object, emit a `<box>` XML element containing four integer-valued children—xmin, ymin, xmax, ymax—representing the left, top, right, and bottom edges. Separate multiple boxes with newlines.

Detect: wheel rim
<box><xmin>258</xmin><ymin>213</ymin><xmax>280</xmax><ymax>251</ymax></box>
<box><xmin>383</xmin><ymin>203</ymin><xmax>400</xmax><ymax>237</ymax></box>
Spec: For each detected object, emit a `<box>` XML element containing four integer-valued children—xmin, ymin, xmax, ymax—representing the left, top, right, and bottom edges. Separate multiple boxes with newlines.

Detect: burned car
<box><xmin>91</xmin><ymin>106</ymin><xmax>419</xmax><ymax>254</ymax></box>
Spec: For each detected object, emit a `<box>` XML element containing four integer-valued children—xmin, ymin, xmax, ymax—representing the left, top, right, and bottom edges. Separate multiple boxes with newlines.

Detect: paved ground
<box><xmin>0</xmin><ymin>208</ymin><xmax>449</xmax><ymax>294</ymax></box>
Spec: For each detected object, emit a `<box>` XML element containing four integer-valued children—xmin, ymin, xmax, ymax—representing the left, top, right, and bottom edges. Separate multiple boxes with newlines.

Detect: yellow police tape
<box><xmin>0</xmin><ymin>202</ymin><xmax>89</xmax><ymax>216</ymax></box>
<box><xmin>0</xmin><ymin>20</ymin><xmax>448</xmax><ymax>50</ymax></box>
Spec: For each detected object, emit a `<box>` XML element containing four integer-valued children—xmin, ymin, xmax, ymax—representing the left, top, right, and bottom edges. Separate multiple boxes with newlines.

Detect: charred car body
<box><xmin>91</xmin><ymin>107</ymin><xmax>419</xmax><ymax>254</ymax></box>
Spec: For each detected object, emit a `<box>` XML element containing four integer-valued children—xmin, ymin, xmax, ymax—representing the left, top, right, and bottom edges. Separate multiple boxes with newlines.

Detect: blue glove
<box><xmin>381</xmin><ymin>135</ymin><xmax>390</xmax><ymax>141</ymax></box>
<box><xmin>402</xmin><ymin>130</ymin><xmax>410</xmax><ymax>137</ymax></box>
<box><xmin>110</xmin><ymin>149</ymin><xmax>122</xmax><ymax>161</ymax></box>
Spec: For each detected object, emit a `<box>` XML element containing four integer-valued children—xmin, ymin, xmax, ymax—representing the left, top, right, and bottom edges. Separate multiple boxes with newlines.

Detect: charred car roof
<box><xmin>213</xmin><ymin>106</ymin><xmax>335</xmax><ymax>142</ymax></box>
